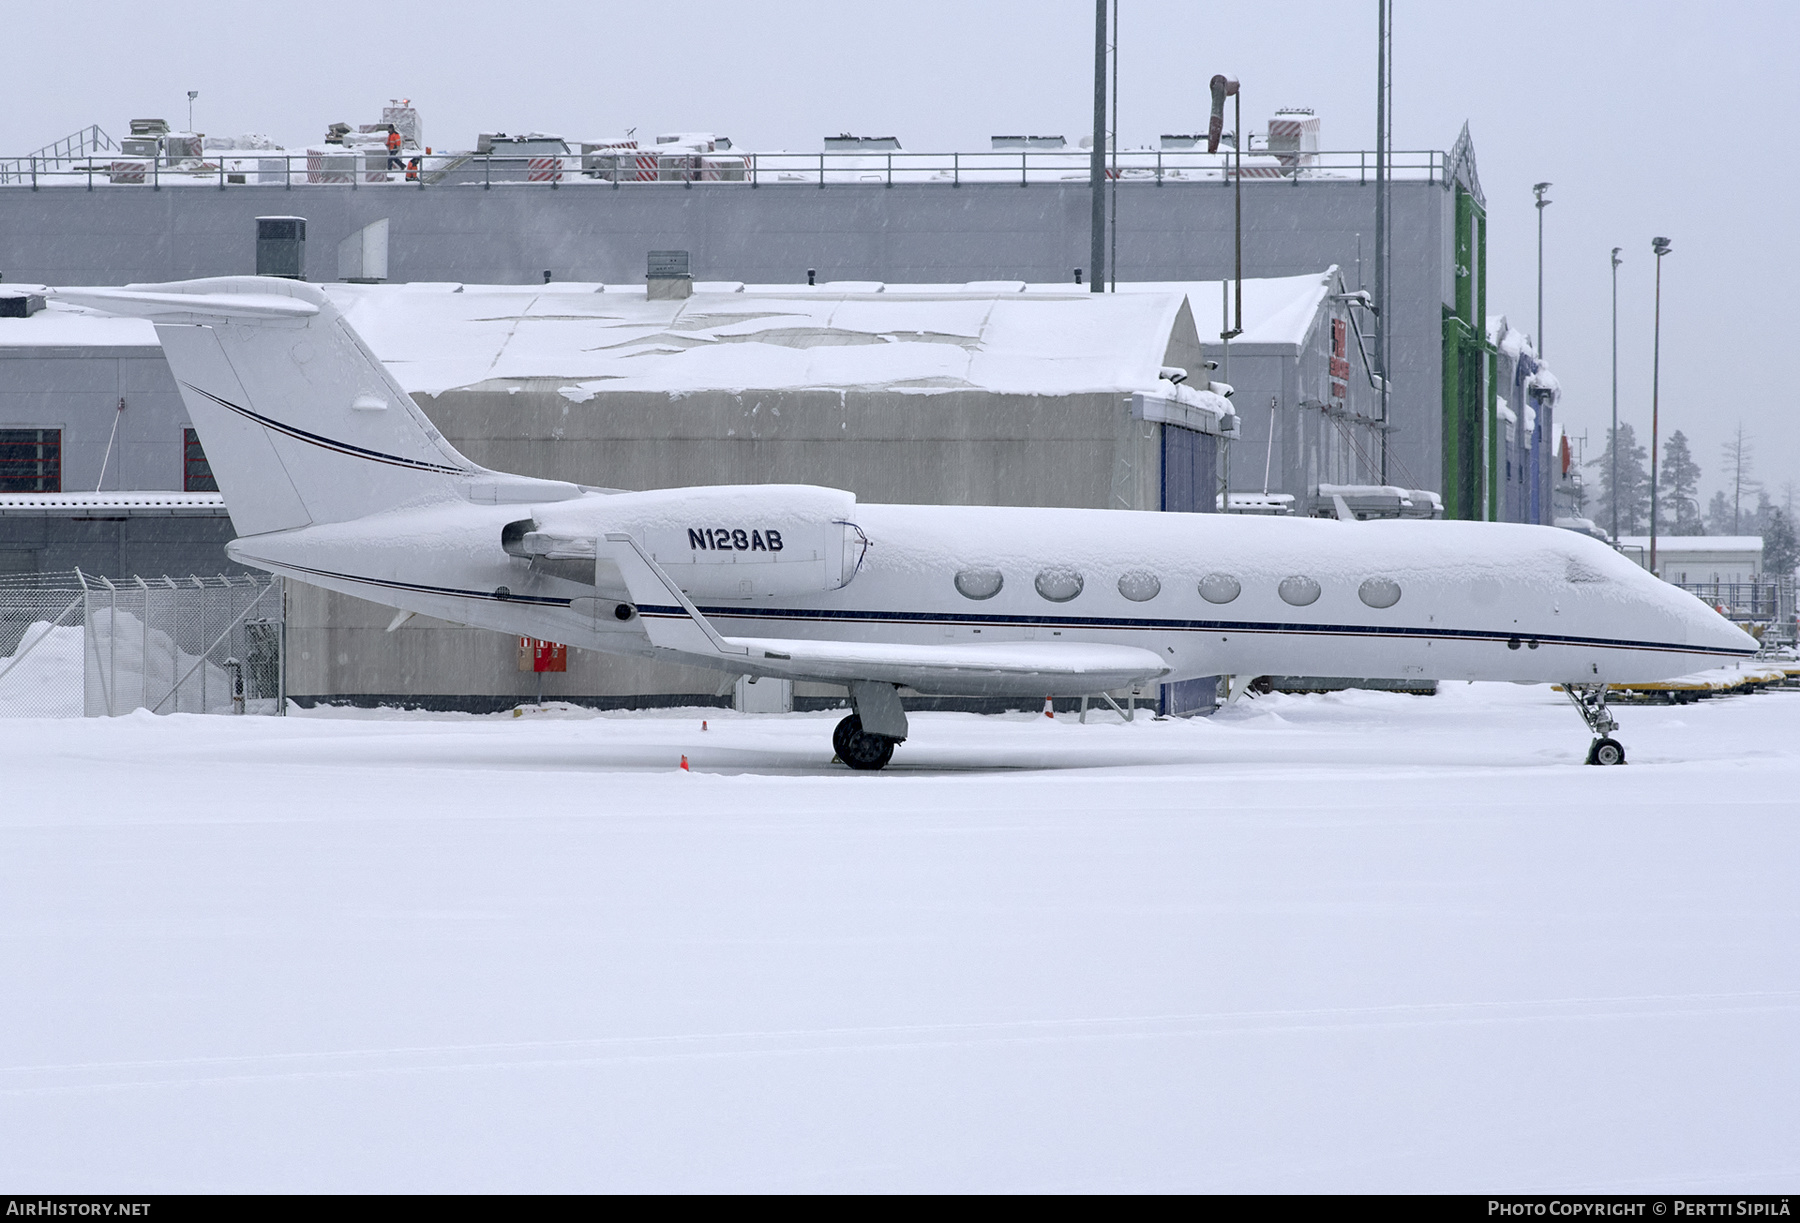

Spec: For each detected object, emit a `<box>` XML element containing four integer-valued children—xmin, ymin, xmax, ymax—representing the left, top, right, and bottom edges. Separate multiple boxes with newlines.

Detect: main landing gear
<box><xmin>1565</xmin><ymin>683</ymin><xmax>1626</xmax><ymax>766</ymax></box>
<box><xmin>832</xmin><ymin>680</ymin><xmax>910</xmax><ymax>771</ymax></box>
<box><xmin>833</xmin><ymin>714</ymin><xmax>898</xmax><ymax>771</ymax></box>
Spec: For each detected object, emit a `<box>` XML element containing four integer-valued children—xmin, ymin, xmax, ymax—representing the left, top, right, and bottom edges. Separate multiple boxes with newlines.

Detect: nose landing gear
<box><xmin>1565</xmin><ymin>683</ymin><xmax>1626</xmax><ymax>766</ymax></box>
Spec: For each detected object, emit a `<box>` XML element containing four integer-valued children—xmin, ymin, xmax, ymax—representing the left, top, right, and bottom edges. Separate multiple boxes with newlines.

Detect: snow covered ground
<box><xmin>2</xmin><ymin>683</ymin><xmax>1796</xmax><ymax>1192</ymax></box>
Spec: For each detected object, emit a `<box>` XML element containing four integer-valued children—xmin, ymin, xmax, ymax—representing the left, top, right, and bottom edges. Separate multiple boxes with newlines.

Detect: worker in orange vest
<box><xmin>385</xmin><ymin>126</ymin><xmax>403</xmax><ymax>172</ymax></box>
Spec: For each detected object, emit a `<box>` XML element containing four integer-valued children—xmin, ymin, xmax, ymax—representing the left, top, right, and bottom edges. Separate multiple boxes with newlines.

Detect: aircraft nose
<box><xmin>1684</xmin><ymin>591</ymin><xmax>1759</xmax><ymax>655</ymax></box>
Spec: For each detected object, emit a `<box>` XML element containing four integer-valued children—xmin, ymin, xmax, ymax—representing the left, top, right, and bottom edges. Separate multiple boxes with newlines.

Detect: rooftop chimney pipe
<box><xmin>1207</xmin><ymin>75</ymin><xmax>1239</xmax><ymax>154</ymax></box>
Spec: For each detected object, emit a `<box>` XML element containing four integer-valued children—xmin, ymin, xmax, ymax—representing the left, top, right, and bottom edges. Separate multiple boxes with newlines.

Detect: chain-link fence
<box><xmin>0</xmin><ymin>571</ymin><xmax>284</xmax><ymax>718</ymax></box>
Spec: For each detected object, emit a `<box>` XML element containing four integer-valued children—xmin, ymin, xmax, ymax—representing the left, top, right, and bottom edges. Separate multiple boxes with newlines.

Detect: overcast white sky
<box><xmin>7</xmin><ymin>1</ymin><xmax>1795</xmax><ymax>509</ymax></box>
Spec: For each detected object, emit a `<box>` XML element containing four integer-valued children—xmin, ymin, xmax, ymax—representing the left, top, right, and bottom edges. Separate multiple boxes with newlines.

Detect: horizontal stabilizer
<box><xmin>51</xmin><ymin>285</ymin><xmax>321</xmax><ymax>320</ymax></box>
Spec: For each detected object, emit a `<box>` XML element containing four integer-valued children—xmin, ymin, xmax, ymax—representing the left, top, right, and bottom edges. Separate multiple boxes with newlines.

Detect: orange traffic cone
<box><xmin>1043</xmin><ymin>696</ymin><xmax>1055</xmax><ymax>718</ymax></box>
<box><xmin>680</xmin><ymin>755</ymin><xmax>690</xmax><ymax>771</ymax></box>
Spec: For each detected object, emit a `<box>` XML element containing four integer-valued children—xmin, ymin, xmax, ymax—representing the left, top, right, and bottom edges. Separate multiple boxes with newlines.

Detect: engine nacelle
<box><xmin>530</xmin><ymin>484</ymin><xmax>867</xmax><ymax>600</ymax></box>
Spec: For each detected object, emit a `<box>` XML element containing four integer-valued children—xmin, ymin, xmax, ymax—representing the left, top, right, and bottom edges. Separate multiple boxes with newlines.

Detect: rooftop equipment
<box><xmin>647</xmin><ymin>250</ymin><xmax>692</xmax><ymax>301</ymax></box>
<box><xmin>990</xmin><ymin>136</ymin><xmax>1066</xmax><ymax>150</ymax></box>
<box><xmin>823</xmin><ymin>134</ymin><xmax>900</xmax><ymax>151</ymax></box>
<box><xmin>255</xmin><ymin>216</ymin><xmax>306</xmax><ymax>280</ymax></box>
<box><xmin>337</xmin><ymin>218</ymin><xmax>388</xmax><ymax>283</ymax></box>
<box><xmin>382</xmin><ymin>101</ymin><xmax>421</xmax><ymax>150</ymax></box>
<box><xmin>1267</xmin><ymin>108</ymin><xmax>1320</xmax><ymax>167</ymax></box>
<box><xmin>0</xmin><ymin>290</ymin><xmax>46</xmax><ymax>318</ymax></box>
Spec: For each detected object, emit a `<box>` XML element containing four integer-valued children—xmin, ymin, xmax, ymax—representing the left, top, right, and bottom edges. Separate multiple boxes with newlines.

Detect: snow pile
<box><xmin>0</xmin><ymin>621</ymin><xmax>83</xmax><ymax>718</ymax></box>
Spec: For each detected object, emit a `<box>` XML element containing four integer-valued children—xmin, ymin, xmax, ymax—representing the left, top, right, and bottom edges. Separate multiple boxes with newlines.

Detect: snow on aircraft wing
<box><xmin>718</xmin><ymin>636</ymin><xmax>1172</xmax><ymax>694</ymax></box>
<box><xmin>599</xmin><ymin>533</ymin><xmax>1170</xmax><ymax>695</ymax></box>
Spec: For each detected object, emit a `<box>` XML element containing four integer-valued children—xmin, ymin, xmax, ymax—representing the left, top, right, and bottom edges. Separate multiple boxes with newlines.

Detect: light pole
<box><xmin>1534</xmin><ymin>182</ymin><xmax>1552</xmax><ymax>358</ymax></box>
<box><xmin>1375</xmin><ymin>0</ymin><xmax>1391</xmax><ymax>483</ymax></box>
<box><xmin>187</xmin><ymin>90</ymin><xmax>198</xmax><ymax>132</ymax></box>
<box><xmin>1089</xmin><ymin>0</ymin><xmax>1107</xmax><ymax>294</ymax></box>
<box><xmin>1610</xmin><ymin>246</ymin><xmax>1621</xmax><ymax>543</ymax></box>
<box><xmin>1650</xmin><ymin>236</ymin><xmax>1672</xmax><ymax>574</ymax></box>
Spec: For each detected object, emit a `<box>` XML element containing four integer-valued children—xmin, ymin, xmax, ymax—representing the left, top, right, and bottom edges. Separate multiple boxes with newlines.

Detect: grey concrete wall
<box><xmin>0</xmin><ymin>178</ymin><xmax>1454</xmax><ymax>494</ymax></box>
<box><xmin>283</xmin><ymin>582</ymin><xmax>730</xmax><ymax>711</ymax></box>
<box><xmin>0</xmin><ymin>511</ymin><xmax>241</xmax><ymax>577</ymax></box>
<box><xmin>0</xmin><ymin>346</ymin><xmax>190</xmax><ymax>492</ymax></box>
<box><xmin>419</xmin><ymin>385</ymin><xmax>1151</xmax><ymax>508</ymax></box>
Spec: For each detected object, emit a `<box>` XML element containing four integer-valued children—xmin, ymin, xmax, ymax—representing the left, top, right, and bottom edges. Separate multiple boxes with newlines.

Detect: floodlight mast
<box><xmin>1090</xmin><ymin>0</ymin><xmax>1107</xmax><ymax>294</ymax></box>
<box><xmin>1207</xmin><ymin>73</ymin><xmax>1242</xmax><ymax>339</ymax></box>
<box><xmin>1649</xmin><ymin>236</ymin><xmax>1672</xmax><ymax>574</ymax></box>
<box><xmin>1620</xmin><ymin>246</ymin><xmax>1634</xmax><ymax>543</ymax></box>
<box><xmin>1534</xmin><ymin>182</ymin><xmax>1552</xmax><ymax>358</ymax></box>
<box><xmin>1374</xmin><ymin>0</ymin><xmax>1392</xmax><ymax>484</ymax></box>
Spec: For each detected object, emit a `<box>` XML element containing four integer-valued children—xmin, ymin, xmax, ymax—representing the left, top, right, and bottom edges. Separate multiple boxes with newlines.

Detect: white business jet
<box><xmin>56</xmin><ymin>278</ymin><xmax>1755</xmax><ymax>769</ymax></box>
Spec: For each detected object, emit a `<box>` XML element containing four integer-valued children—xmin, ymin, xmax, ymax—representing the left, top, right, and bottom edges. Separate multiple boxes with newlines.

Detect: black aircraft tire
<box><xmin>833</xmin><ymin>714</ymin><xmax>897</xmax><ymax>771</ymax></box>
<box><xmin>1591</xmin><ymin>737</ymin><xmax>1626</xmax><ymax>767</ymax></box>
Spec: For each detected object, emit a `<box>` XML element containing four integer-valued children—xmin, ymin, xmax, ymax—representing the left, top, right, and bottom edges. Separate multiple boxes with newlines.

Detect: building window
<box><xmin>183</xmin><ymin>428</ymin><xmax>218</xmax><ymax>492</ymax></box>
<box><xmin>0</xmin><ymin>429</ymin><xmax>60</xmax><ymax>492</ymax></box>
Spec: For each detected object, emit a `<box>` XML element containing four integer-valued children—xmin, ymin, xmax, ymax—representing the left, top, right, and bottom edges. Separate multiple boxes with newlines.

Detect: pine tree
<box><xmin>1766</xmin><ymin>509</ymin><xmax>1799</xmax><ymax>578</ymax></box>
<box><xmin>1659</xmin><ymin>430</ymin><xmax>1705</xmax><ymax>535</ymax></box>
<box><xmin>1587</xmin><ymin>422</ymin><xmax>1651</xmax><ymax>536</ymax></box>
<box><xmin>1706</xmin><ymin>489</ymin><xmax>1735</xmax><ymax>536</ymax></box>
<box><xmin>1751</xmin><ymin>488</ymin><xmax>1775</xmax><ymax>537</ymax></box>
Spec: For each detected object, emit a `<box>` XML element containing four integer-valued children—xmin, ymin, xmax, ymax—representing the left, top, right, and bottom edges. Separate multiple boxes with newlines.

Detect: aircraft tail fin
<box><xmin>53</xmin><ymin>278</ymin><xmax>569</xmax><ymax>537</ymax></box>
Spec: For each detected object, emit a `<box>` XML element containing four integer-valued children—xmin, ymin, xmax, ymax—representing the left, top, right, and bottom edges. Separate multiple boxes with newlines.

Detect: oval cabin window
<box><xmin>1359</xmin><ymin>576</ymin><xmax>1402</xmax><ymax>608</ymax></box>
<box><xmin>1034</xmin><ymin>567</ymin><xmax>1085</xmax><ymax>603</ymax></box>
<box><xmin>1116</xmin><ymin>570</ymin><xmax>1161</xmax><ymax>602</ymax></box>
<box><xmin>1278</xmin><ymin>575</ymin><xmax>1321</xmax><ymax>607</ymax></box>
<box><xmin>1198</xmin><ymin>573</ymin><xmax>1241</xmax><ymax>604</ymax></box>
<box><xmin>954</xmin><ymin>568</ymin><xmax>1004</xmax><ymax>600</ymax></box>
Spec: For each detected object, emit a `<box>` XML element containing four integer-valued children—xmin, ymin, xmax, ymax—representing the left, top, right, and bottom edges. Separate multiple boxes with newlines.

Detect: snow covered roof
<box><xmin>1111</xmin><ymin>271</ymin><xmax>1337</xmax><ymax>349</ymax></box>
<box><xmin>321</xmin><ymin>281</ymin><xmax>1218</xmax><ymax>400</ymax></box>
<box><xmin>1487</xmin><ymin>314</ymin><xmax>1539</xmax><ymax>363</ymax></box>
<box><xmin>1617</xmin><ymin>536</ymin><xmax>1763</xmax><ymax>553</ymax></box>
<box><xmin>0</xmin><ymin>297</ymin><xmax>159</xmax><ymax>348</ymax></box>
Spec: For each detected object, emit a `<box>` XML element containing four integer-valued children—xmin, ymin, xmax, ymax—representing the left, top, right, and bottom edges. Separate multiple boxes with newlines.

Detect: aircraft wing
<box><xmin>600</xmin><ymin>534</ymin><xmax>1169</xmax><ymax>696</ymax></box>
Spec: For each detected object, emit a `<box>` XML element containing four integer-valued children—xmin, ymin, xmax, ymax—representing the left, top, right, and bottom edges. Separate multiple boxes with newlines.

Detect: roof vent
<box><xmin>1267</xmin><ymin>109</ymin><xmax>1320</xmax><ymax>166</ymax></box>
<box><xmin>990</xmin><ymin>135</ymin><xmax>1065</xmax><ymax>150</ymax></box>
<box><xmin>824</xmin><ymin>134</ymin><xmax>900</xmax><ymax>152</ymax></box>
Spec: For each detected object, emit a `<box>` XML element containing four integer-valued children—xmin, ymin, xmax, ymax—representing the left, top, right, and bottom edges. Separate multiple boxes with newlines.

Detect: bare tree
<box><xmin>1720</xmin><ymin>423</ymin><xmax>1762</xmax><ymax>535</ymax></box>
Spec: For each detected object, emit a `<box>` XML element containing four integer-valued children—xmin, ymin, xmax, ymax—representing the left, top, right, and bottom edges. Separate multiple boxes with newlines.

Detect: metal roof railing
<box><xmin>0</xmin><ymin>146</ymin><xmax>1451</xmax><ymax>192</ymax></box>
<box><xmin>0</xmin><ymin>125</ymin><xmax>117</xmax><ymax>185</ymax></box>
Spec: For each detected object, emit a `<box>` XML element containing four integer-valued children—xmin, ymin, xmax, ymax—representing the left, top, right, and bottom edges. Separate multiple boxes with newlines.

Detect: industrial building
<box><xmin>0</xmin><ymin>108</ymin><xmax>1528</xmax><ymax>524</ymax></box>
